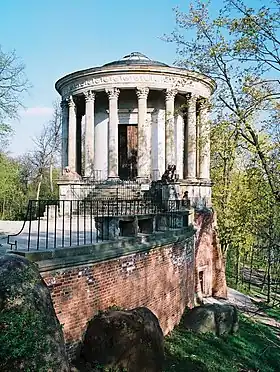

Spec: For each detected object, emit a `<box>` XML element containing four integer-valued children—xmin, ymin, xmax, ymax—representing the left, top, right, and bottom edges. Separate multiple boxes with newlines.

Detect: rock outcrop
<box><xmin>79</xmin><ymin>306</ymin><xmax>164</xmax><ymax>371</ymax></box>
<box><xmin>183</xmin><ymin>303</ymin><xmax>239</xmax><ymax>336</ymax></box>
<box><xmin>0</xmin><ymin>254</ymin><xmax>69</xmax><ymax>372</ymax></box>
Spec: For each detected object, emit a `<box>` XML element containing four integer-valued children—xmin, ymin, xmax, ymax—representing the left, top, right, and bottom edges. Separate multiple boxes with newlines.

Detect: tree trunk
<box><xmin>50</xmin><ymin>162</ymin><xmax>53</xmax><ymax>194</ymax></box>
<box><xmin>2</xmin><ymin>198</ymin><xmax>5</xmax><ymax>219</ymax></box>
<box><xmin>235</xmin><ymin>245</ymin><xmax>240</xmax><ymax>288</ymax></box>
<box><xmin>267</xmin><ymin>246</ymin><xmax>272</xmax><ymax>304</ymax></box>
<box><xmin>261</xmin><ymin>266</ymin><xmax>267</xmax><ymax>293</ymax></box>
<box><xmin>36</xmin><ymin>173</ymin><xmax>43</xmax><ymax>201</ymax></box>
<box><xmin>248</xmin><ymin>244</ymin><xmax>255</xmax><ymax>291</ymax></box>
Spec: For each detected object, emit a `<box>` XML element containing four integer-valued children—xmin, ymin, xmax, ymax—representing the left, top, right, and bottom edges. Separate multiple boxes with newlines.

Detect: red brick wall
<box><xmin>41</xmin><ymin>240</ymin><xmax>195</xmax><ymax>358</ymax></box>
<box><xmin>194</xmin><ymin>210</ymin><xmax>227</xmax><ymax>299</ymax></box>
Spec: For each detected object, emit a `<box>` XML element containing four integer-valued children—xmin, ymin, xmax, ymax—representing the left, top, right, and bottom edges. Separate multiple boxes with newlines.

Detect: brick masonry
<box><xmin>35</xmin><ymin>209</ymin><xmax>227</xmax><ymax>360</ymax></box>
<box><xmin>41</xmin><ymin>236</ymin><xmax>195</xmax><ymax>359</ymax></box>
<box><xmin>194</xmin><ymin>209</ymin><xmax>228</xmax><ymax>299</ymax></box>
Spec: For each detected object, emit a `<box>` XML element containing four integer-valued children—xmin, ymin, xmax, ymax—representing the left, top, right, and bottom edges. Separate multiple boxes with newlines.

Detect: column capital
<box><xmin>186</xmin><ymin>92</ymin><xmax>198</xmax><ymax>105</ymax></box>
<box><xmin>67</xmin><ymin>95</ymin><xmax>75</xmax><ymax>108</ymax></box>
<box><xmin>198</xmin><ymin>97</ymin><xmax>211</xmax><ymax>111</ymax></box>
<box><xmin>84</xmin><ymin>90</ymin><xmax>95</xmax><ymax>102</ymax></box>
<box><xmin>106</xmin><ymin>87</ymin><xmax>120</xmax><ymax>100</ymax></box>
<box><xmin>136</xmin><ymin>87</ymin><xmax>149</xmax><ymax>99</ymax></box>
<box><xmin>165</xmin><ymin>88</ymin><xmax>178</xmax><ymax>101</ymax></box>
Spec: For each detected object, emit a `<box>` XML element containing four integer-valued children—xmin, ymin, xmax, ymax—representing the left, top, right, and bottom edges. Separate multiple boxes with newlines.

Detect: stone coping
<box><xmin>56</xmin><ymin>178</ymin><xmax>212</xmax><ymax>186</ymax></box>
<box><xmin>179</xmin><ymin>179</ymin><xmax>213</xmax><ymax>186</ymax></box>
<box><xmin>8</xmin><ymin>227</ymin><xmax>195</xmax><ymax>273</ymax></box>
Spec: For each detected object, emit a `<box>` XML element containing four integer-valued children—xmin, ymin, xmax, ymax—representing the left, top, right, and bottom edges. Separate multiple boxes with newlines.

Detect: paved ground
<box><xmin>205</xmin><ymin>288</ymin><xmax>259</xmax><ymax>312</ymax></box>
<box><xmin>205</xmin><ymin>288</ymin><xmax>280</xmax><ymax>335</ymax></box>
<box><xmin>0</xmin><ymin>218</ymin><xmax>97</xmax><ymax>253</ymax></box>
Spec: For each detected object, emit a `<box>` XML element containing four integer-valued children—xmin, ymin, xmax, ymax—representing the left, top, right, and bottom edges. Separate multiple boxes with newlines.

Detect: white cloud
<box><xmin>21</xmin><ymin>106</ymin><xmax>53</xmax><ymax>117</ymax></box>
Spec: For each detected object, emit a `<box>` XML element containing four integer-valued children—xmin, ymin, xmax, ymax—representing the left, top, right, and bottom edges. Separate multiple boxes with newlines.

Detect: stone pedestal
<box><xmin>180</xmin><ymin>179</ymin><xmax>212</xmax><ymax>208</ymax></box>
<box><xmin>95</xmin><ymin>217</ymin><xmax>120</xmax><ymax>240</ymax></box>
<box><xmin>156</xmin><ymin>215</ymin><xmax>169</xmax><ymax>231</ymax></box>
<box><xmin>57</xmin><ymin>178</ymin><xmax>92</xmax><ymax>216</ymax></box>
<box><xmin>162</xmin><ymin>182</ymin><xmax>181</xmax><ymax>211</ymax></box>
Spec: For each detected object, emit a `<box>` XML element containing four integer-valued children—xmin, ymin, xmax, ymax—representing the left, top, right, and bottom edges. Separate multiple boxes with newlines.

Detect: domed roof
<box><xmin>103</xmin><ymin>52</ymin><xmax>169</xmax><ymax>68</ymax></box>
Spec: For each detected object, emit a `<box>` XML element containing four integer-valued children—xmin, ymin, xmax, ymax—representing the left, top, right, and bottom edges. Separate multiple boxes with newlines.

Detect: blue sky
<box><xmin>0</xmin><ymin>0</ymin><xmax>261</xmax><ymax>155</ymax></box>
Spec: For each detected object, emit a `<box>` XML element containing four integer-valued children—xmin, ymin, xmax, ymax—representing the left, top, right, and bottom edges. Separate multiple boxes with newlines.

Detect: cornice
<box><xmin>55</xmin><ymin>64</ymin><xmax>216</xmax><ymax>97</ymax></box>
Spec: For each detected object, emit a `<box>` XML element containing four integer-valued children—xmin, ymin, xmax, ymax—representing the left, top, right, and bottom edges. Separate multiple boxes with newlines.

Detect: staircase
<box><xmin>83</xmin><ymin>183</ymin><xmax>142</xmax><ymax>201</ymax></box>
<box><xmin>75</xmin><ymin>183</ymin><xmax>158</xmax><ymax>217</ymax></box>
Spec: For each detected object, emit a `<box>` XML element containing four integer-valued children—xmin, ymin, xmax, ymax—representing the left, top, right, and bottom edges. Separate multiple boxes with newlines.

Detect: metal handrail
<box><xmin>7</xmin><ymin>197</ymin><xmax>190</xmax><ymax>251</ymax></box>
<box><xmin>7</xmin><ymin>200</ymin><xmax>32</xmax><ymax>250</ymax></box>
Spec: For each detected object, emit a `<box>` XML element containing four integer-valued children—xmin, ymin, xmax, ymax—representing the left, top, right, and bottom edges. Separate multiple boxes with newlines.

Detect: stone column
<box><xmin>165</xmin><ymin>89</ymin><xmax>177</xmax><ymax>168</ymax></box>
<box><xmin>186</xmin><ymin>93</ymin><xmax>197</xmax><ymax>179</ymax></box>
<box><xmin>199</xmin><ymin>98</ymin><xmax>211</xmax><ymax>179</ymax></box>
<box><xmin>84</xmin><ymin>90</ymin><xmax>95</xmax><ymax>177</ymax></box>
<box><xmin>60</xmin><ymin>99</ymin><xmax>68</xmax><ymax>171</ymax></box>
<box><xmin>136</xmin><ymin>87</ymin><xmax>150</xmax><ymax>180</ymax></box>
<box><xmin>106</xmin><ymin>88</ymin><xmax>120</xmax><ymax>179</ymax></box>
<box><xmin>67</xmin><ymin>95</ymin><xmax>76</xmax><ymax>171</ymax></box>
<box><xmin>175</xmin><ymin>113</ymin><xmax>184</xmax><ymax>179</ymax></box>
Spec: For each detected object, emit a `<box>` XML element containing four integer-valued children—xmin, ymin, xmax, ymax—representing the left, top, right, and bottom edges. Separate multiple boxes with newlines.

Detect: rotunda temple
<box><xmin>55</xmin><ymin>52</ymin><xmax>215</xmax><ymax>205</ymax></box>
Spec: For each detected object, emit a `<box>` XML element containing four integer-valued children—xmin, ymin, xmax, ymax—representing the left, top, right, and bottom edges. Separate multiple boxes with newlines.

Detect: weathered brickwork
<box><xmin>194</xmin><ymin>210</ymin><xmax>227</xmax><ymax>299</ymax></box>
<box><xmin>41</xmin><ymin>239</ymin><xmax>195</xmax><ymax>358</ymax></box>
<box><xmin>34</xmin><ymin>209</ymin><xmax>227</xmax><ymax>360</ymax></box>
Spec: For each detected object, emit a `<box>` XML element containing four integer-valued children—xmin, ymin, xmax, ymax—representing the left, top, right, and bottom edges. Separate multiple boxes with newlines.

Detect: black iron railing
<box><xmin>7</xmin><ymin>198</ymin><xmax>190</xmax><ymax>251</ymax></box>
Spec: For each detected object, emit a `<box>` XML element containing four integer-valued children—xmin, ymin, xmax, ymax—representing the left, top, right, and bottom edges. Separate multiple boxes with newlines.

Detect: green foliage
<box><xmin>0</xmin><ymin>152</ymin><xmax>27</xmax><ymax>219</ymax></box>
<box><xmin>0</xmin><ymin>309</ymin><xmax>52</xmax><ymax>371</ymax></box>
<box><xmin>0</xmin><ymin>263</ymin><xmax>57</xmax><ymax>371</ymax></box>
<box><xmin>0</xmin><ymin>46</ymin><xmax>29</xmax><ymax>123</ymax></box>
<box><xmin>0</xmin><ymin>152</ymin><xmax>59</xmax><ymax>220</ymax></box>
<box><xmin>167</xmin><ymin>0</ymin><xmax>280</xmax><ymax>295</ymax></box>
<box><xmin>164</xmin><ymin>314</ymin><xmax>280</xmax><ymax>372</ymax></box>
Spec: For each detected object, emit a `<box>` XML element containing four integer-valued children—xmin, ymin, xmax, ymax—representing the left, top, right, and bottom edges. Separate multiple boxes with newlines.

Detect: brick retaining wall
<box><xmin>36</xmin><ymin>230</ymin><xmax>195</xmax><ymax>359</ymax></box>
<box><xmin>15</xmin><ymin>209</ymin><xmax>227</xmax><ymax>361</ymax></box>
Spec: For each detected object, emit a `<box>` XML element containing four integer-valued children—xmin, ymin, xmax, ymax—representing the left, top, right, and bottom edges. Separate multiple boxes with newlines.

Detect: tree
<box><xmin>23</xmin><ymin>100</ymin><xmax>61</xmax><ymax>200</ymax></box>
<box><xmin>227</xmin><ymin>0</ymin><xmax>280</xmax><ymax>76</ymax></box>
<box><xmin>165</xmin><ymin>1</ymin><xmax>280</xmax><ymax>299</ymax></box>
<box><xmin>0</xmin><ymin>153</ymin><xmax>26</xmax><ymax>219</ymax></box>
<box><xmin>165</xmin><ymin>0</ymin><xmax>280</xmax><ymax>202</ymax></box>
<box><xmin>0</xmin><ymin>46</ymin><xmax>29</xmax><ymax>126</ymax></box>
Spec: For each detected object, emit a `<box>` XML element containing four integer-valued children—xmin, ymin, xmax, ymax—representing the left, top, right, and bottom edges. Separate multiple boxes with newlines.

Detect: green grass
<box><xmin>263</xmin><ymin>306</ymin><xmax>280</xmax><ymax>322</ymax></box>
<box><xmin>164</xmin><ymin>314</ymin><xmax>280</xmax><ymax>372</ymax></box>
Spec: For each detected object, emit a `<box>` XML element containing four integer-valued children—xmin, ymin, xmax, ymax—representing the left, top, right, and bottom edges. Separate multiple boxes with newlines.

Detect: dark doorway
<box><xmin>118</xmin><ymin>124</ymin><xmax>138</xmax><ymax>180</ymax></box>
<box><xmin>199</xmin><ymin>270</ymin><xmax>205</xmax><ymax>294</ymax></box>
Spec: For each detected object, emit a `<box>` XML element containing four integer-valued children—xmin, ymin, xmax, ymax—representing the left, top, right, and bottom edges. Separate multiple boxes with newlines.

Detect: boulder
<box><xmin>79</xmin><ymin>306</ymin><xmax>164</xmax><ymax>371</ymax></box>
<box><xmin>0</xmin><ymin>254</ymin><xmax>70</xmax><ymax>371</ymax></box>
<box><xmin>183</xmin><ymin>303</ymin><xmax>239</xmax><ymax>336</ymax></box>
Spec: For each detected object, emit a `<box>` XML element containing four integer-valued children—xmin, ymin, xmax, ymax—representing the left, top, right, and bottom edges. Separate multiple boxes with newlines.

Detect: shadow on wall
<box><xmin>194</xmin><ymin>208</ymin><xmax>228</xmax><ymax>300</ymax></box>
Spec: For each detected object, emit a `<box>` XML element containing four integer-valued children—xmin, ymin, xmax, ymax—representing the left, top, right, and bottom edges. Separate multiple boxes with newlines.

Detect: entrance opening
<box><xmin>199</xmin><ymin>270</ymin><xmax>205</xmax><ymax>294</ymax></box>
<box><xmin>118</xmin><ymin>124</ymin><xmax>138</xmax><ymax>180</ymax></box>
<box><xmin>119</xmin><ymin>219</ymin><xmax>137</xmax><ymax>237</ymax></box>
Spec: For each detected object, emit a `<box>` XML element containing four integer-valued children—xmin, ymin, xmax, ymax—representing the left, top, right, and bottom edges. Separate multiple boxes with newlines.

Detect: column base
<box><xmin>184</xmin><ymin>176</ymin><xmax>198</xmax><ymax>183</ymax></box>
